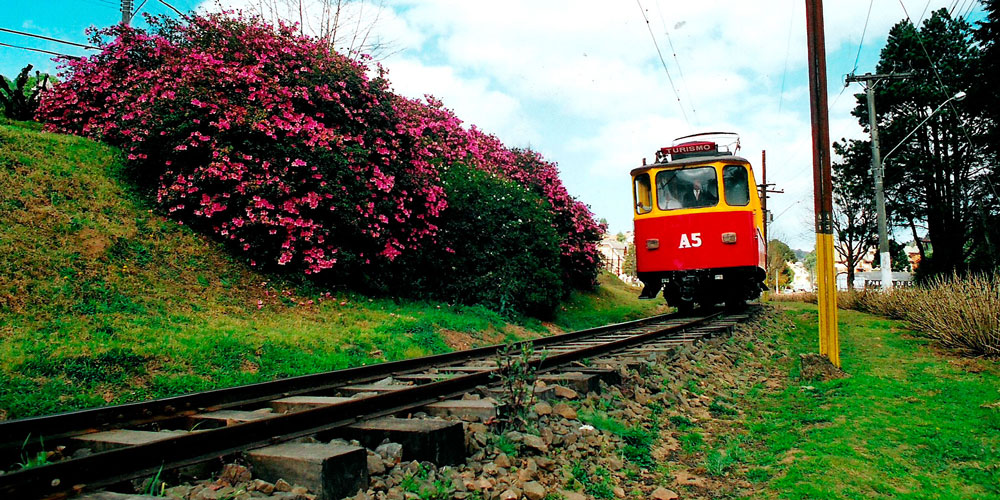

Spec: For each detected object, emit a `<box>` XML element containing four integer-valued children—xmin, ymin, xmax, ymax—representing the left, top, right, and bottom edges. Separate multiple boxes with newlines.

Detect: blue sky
<box><xmin>2</xmin><ymin>1</ymin><xmax>985</xmax><ymax>250</ymax></box>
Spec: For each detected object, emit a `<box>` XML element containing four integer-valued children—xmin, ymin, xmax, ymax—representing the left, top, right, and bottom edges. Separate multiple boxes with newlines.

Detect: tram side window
<box><xmin>634</xmin><ymin>173</ymin><xmax>652</xmax><ymax>214</ymax></box>
<box><xmin>723</xmin><ymin>165</ymin><xmax>750</xmax><ymax>206</ymax></box>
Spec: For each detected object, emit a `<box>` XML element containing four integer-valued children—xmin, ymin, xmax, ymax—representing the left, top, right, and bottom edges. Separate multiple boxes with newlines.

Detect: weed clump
<box><xmin>491</xmin><ymin>342</ymin><xmax>543</xmax><ymax>432</ymax></box>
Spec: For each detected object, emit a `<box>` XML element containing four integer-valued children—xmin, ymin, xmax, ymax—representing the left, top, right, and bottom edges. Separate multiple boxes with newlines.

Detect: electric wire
<box><xmin>962</xmin><ymin>0</ymin><xmax>978</xmax><ymax>17</ymax></box>
<box><xmin>772</xmin><ymin>199</ymin><xmax>803</xmax><ymax>222</ymax></box>
<box><xmin>838</xmin><ymin>0</ymin><xmax>876</xmax><ymax>111</ymax></box>
<box><xmin>948</xmin><ymin>0</ymin><xmax>960</xmax><ymax>16</ymax></box>
<box><xmin>0</xmin><ymin>41</ymin><xmax>80</xmax><ymax>58</ymax></box>
<box><xmin>82</xmin><ymin>0</ymin><xmax>119</xmax><ymax>8</ymax></box>
<box><xmin>897</xmin><ymin>0</ymin><xmax>977</xmax><ymax>150</ymax></box>
<box><xmin>653</xmin><ymin>0</ymin><xmax>698</xmax><ymax>124</ymax></box>
<box><xmin>917</xmin><ymin>0</ymin><xmax>933</xmax><ymax>25</ymax></box>
<box><xmin>852</xmin><ymin>0</ymin><xmax>875</xmax><ymax>74</ymax></box>
<box><xmin>960</xmin><ymin>0</ymin><xmax>979</xmax><ymax>22</ymax></box>
<box><xmin>133</xmin><ymin>0</ymin><xmax>151</xmax><ymax>17</ymax></box>
<box><xmin>778</xmin><ymin>0</ymin><xmax>796</xmax><ymax>113</ymax></box>
<box><xmin>0</xmin><ymin>28</ymin><xmax>98</xmax><ymax>50</ymax></box>
<box><xmin>157</xmin><ymin>0</ymin><xmax>185</xmax><ymax>16</ymax></box>
<box><xmin>949</xmin><ymin>0</ymin><xmax>969</xmax><ymax>18</ymax></box>
<box><xmin>634</xmin><ymin>0</ymin><xmax>691</xmax><ymax>127</ymax></box>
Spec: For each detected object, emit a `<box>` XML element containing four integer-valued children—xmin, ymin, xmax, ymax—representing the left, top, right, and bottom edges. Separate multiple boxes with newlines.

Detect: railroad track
<box><xmin>0</xmin><ymin>307</ymin><xmax>757</xmax><ymax>499</ymax></box>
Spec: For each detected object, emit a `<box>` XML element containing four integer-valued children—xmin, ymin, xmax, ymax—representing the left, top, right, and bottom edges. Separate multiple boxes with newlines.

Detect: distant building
<box><xmin>788</xmin><ymin>261</ymin><xmax>813</xmax><ymax>292</ymax></box>
<box><xmin>832</xmin><ymin>240</ymin><xmax>918</xmax><ymax>288</ymax></box>
<box><xmin>837</xmin><ymin>271</ymin><xmax>914</xmax><ymax>290</ymax></box>
<box><xmin>903</xmin><ymin>240</ymin><xmax>928</xmax><ymax>270</ymax></box>
<box><xmin>598</xmin><ymin>232</ymin><xmax>638</xmax><ymax>285</ymax></box>
<box><xmin>833</xmin><ymin>242</ymin><xmax>876</xmax><ymax>275</ymax></box>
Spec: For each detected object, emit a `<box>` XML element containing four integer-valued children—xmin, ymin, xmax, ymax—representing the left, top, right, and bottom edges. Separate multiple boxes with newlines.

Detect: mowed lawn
<box><xmin>742</xmin><ymin>302</ymin><xmax>1000</xmax><ymax>499</ymax></box>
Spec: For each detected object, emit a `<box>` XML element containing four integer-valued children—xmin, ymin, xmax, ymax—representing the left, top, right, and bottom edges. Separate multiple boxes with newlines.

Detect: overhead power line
<box><xmin>653</xmin><ymin>0</ymin><xmax>698</xmax><ymax>123</ymax></box>
<box><xmin>852</xmin><ymin>0</ymin><xmax>875</xmax><ymax>74</ymax></box>
<box><xmin>916</xmin><ymin>0</ymin><xmax>933</xmax><ymax>25</ymax></box>
<box><xmin>778</xmin><ymin>0</ymin><xmax>796</xmax><ymax>113</ymax></box>
<box><xmin>896</xmin><ymin>0</ymin><xmax>977</xmax><ymax>151</ymax></box>
<box><xmin>81</xmin><ymin>0</ymin><xmax>119</xmax><ymax>9</ymax></box>
<box><xmin>634</xmin><ymin>0</ymin><xmax>690</xmax><ymax>127</ymax></box>
<box><xmin>133</xmin><ymin>0</ymin><xmax>150</xmax><ymax>17</ymax></box>
<box><xmin>0</xmin><ymin>41</ymin><xmax>80</xmax><ymax>58</ymax></box>
<box><xmin>894</xmin><ymin>1</ymin><xmax>1000</xmax><ymax>213</ymax></box>
<box><xmin>157</xmin><ymin>0</ymin><xmax>184</xmax><ymax>16</ymax></box>
<box><xmin>0</xmin><ymin>27</ymin><xmax>98</xmax><ymax>50</ymax></box>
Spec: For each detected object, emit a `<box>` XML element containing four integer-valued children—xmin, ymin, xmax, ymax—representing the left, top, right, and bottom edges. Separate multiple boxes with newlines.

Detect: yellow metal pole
<box><xmin>804</xmin><ymin>0</ymin><xmax>840</xmax><ymax>367</ymax></box>
<box><xmin>816</xmin><ymin>233</ymin><xmax>840</xmax><ymax>366</ymax></box>
<box><xmin>815</xmin><ymin>237</ymin><xmax>828</xmax><ymax>357</ymax></box>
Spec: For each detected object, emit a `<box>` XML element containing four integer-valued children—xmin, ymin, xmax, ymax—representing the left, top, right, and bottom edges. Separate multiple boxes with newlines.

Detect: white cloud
<box><xmin>385</xmin><ymin>58</ymin><xmax>538</xmax><ymax>145</ymax></box>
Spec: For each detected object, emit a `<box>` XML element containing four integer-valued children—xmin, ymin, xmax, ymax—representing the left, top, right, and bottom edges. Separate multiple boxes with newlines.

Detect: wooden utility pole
<box><xmin>804</xmin><ymin>0</ymin><xmax>839</xmax><ymax>367</ymax></box>
<box><xmin>758</xmin><ymin>150</ymin><xmax>784</xmax><ymax>271</ymax></box>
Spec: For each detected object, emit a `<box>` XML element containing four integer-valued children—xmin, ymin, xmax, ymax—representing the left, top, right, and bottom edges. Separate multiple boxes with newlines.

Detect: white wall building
<box><xmin>788</xmin><ymin>261</ymin><xmax>813</xmax><ymax>292</ymax></box>
<box><xmin>597</xmin><ymin>232</ymin><xmax>638</xmax><ymax>285</ymax></box>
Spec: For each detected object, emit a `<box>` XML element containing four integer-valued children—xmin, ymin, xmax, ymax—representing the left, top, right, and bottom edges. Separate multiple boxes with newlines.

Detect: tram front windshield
<box><xmin>655</xmin><ymin>167</ymin><xmax>718</xmax><ymax>210</ymax></box>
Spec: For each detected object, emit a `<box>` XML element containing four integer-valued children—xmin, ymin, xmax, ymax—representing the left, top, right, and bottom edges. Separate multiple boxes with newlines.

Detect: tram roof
<box><xmin>630</xmin><ymin>154</ymin><xmax>751</xmax><ymax>176</ymax></box>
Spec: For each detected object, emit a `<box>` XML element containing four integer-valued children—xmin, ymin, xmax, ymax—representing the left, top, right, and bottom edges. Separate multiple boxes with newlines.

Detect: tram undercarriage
<box><xmin>638</xmin><ymin>266</ymin><xmax>766</xmax><ymax>311</ymax></box>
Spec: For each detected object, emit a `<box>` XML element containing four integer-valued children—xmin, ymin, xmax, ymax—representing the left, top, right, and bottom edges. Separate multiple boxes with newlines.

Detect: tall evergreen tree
<box><xmin>969</xmin><ymin>0</ymin><xmax>1000</xmax><ymax>271</ymax></box>
<box><xmin>856</xmin><ymin>9</ymin><xmax>986</xmax><ymax>277</ymax></box>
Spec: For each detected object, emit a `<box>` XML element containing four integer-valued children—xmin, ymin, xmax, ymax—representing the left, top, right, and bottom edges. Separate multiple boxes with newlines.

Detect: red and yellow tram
<box><xmin>631</xmin><ymin>132</ymin><xmax>766</xmax><ymax>311</ymax></box>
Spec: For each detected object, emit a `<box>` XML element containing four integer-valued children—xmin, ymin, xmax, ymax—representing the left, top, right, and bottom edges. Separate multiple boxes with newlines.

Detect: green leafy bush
<box><xmin>388</xmin><ymin>163</ymin><xmax>564</xmax><ymax>317</ymax></box>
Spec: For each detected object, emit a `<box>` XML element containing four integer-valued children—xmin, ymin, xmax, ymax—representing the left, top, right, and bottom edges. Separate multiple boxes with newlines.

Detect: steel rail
<box><xmin>0</xmin><ymin>311</ymin><xmax>727</xmax><ymax>500</ymax></box>
<box><xmin>0</xmin><ymin>310</ymin><xmax>683</xmax><ymax>456</ymax></box>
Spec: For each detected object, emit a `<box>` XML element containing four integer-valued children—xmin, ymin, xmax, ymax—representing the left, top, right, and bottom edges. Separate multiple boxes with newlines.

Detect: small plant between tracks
<box><xmin>491</xmin><ymin>342</ymin><xmax>546</xmax><ymax>432</ymax></box>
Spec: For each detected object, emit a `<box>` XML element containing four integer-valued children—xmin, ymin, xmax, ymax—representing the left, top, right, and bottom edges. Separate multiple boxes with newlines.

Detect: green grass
<box><xmin>578</xmin><ymin>409</ymin><xmax>657</xmax><ymax>467</ymax></box>
<box><xmin>0</xmin><ymin>120</ymin><xmax>665</xmax><ymax>419</ymax></box>
<box><xmin>735</xmin><ymin>303</ymin><xmax>1000</xmax><ymax>499</ymax></box>
<box><xmin>569</xmin><ymin>462</ymin><xmax>616</xmax><ymax>499</ymax></box>
<box><xmin>551</xmin><ymin>272</ymin><xmax>665</xmax><ymax>331</ymax></box>
<box><xmin>678</xmin><ymin>431</ymin><xmax>704</xmax><ymax>454</ymax></box>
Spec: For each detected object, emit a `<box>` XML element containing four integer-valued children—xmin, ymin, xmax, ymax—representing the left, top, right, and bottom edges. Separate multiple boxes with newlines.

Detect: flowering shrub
<box><xmin>37</xmin><ymin>12</ymin><xmax>604</xmax><ymax>313</ymax></box>
<box><xmin>505</xmin><ymin>147</ymin><xmax>606</xmax><ymax>289</ymax></box>
<box><xmin>39</xmin><ymin>14</ymin><xmax>446</xmax><ymax>277</ymax></box>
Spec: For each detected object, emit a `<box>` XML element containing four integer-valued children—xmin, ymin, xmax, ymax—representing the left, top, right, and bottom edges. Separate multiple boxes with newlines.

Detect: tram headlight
<box><xmin>721</xmin><ymin>232</ymin><xmax>737</xmax><ymax>244</ymax></box>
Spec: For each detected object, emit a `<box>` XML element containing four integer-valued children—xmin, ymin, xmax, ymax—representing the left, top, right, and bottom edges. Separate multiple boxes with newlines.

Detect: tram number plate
<box><xmin>678</xmin><ymin>233</ymin><xmax>702</xmax><ymax>249</ymax></box>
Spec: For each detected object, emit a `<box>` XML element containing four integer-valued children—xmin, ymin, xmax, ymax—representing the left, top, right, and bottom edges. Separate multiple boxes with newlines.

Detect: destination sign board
<box><xmin>659</xmin><ymin>142</ymin><xmax>717</xmax><ymax>155</ymax></box>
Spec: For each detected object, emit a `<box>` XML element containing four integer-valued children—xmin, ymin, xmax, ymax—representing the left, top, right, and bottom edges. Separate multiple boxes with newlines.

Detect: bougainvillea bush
<box><xmin>37</xmin><ymin>12</ymin><xmax>604</xmax><ymax>316</ymax></box>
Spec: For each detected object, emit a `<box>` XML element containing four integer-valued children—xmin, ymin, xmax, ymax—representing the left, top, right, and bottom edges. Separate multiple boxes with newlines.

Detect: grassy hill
<box><xmin>0</xmin><ymin>120</ymin><xmax>664</xmax><ymax>420</ymax></box>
